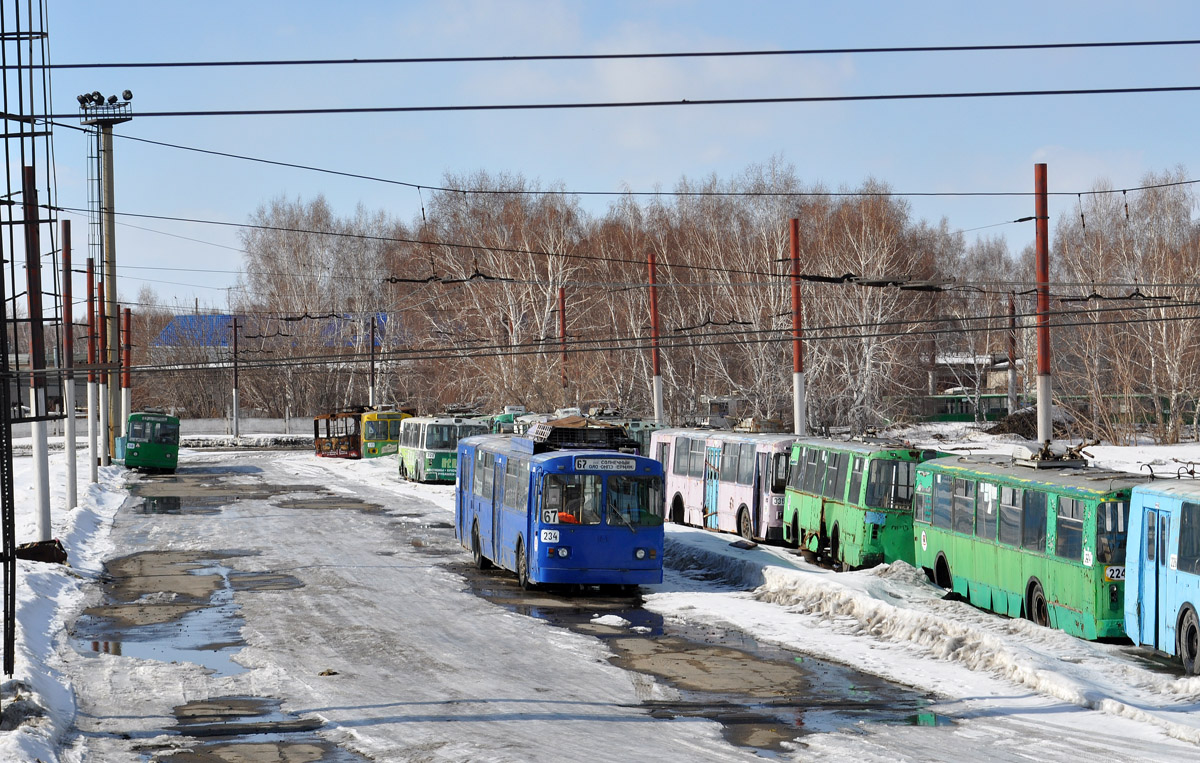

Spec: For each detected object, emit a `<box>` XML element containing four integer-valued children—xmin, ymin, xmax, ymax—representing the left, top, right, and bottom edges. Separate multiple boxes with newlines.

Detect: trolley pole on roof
<box><xmin>23</xmin><ymin>167</ymin><xmax>51</xmax><ymax>541</ymax></box>
<box><xmin>86</xmin><ymin>257</ymin><xmax>98</xmax><ymax>482</ymax></box>
<box><xmin>647</xmin><ymin>247</ymin><xmax>664</xmax><ymax>424</ymax></box>
<box><xmin>63</xmin><ymin>222</ymin><xmax>77</xmax><ymax>509</ymax></box>
<box><xmin>789</xmin><ymin>218</ymin><xmax>807</xmax><ymax>436</ymax></box>
<box><xmin>121</xmin><ymin>308</ymin><xmax>132</xmax><ymax>435</ymax></box>
<box><xmin>1033</xmin><ymin>164</ymin><xmax>1053</xmax><ymax>446</ymax></box>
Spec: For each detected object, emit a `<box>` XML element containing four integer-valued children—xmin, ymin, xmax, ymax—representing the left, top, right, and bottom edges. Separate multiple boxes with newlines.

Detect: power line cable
<box><xmin>40</xmin><ymin>84</ymin><xmax>1200</xmax><ymax>120</ymax></box>
<box><xmin>44</xmin><ymin>38</ymin><xmax>1200</xmax><ymax>69</ymax></box>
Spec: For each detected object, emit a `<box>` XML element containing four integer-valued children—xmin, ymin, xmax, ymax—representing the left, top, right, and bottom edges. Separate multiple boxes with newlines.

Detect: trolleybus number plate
<box><xmin>573</xmin><ymin>457</ymin><xmax>636</xmax><ymax>471</ymax></box>
<box><xmin>1103</xmin><ymin>566</ymin><xmax>1125</xmax><ymax>582</ymax></box>
<box><xmin>540</xmin><ymin>529</ymin><xmax>560</xmax><ymax>543</ymax></box>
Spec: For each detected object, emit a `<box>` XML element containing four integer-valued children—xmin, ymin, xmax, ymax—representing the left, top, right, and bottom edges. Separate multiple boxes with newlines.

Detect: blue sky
<box><xmin>46</xmin><ymin>0</ymin><xmax>1200</xmax><ymax>307</ymax></box>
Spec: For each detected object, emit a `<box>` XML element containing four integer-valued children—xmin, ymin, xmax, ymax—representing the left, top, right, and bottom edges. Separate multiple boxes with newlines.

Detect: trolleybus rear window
<box><xmin>1096</xmin><ymin>501</ymin><xmax>1128</xmax><ymax>564</ymax></box>
<box><xmin>865</xmin><ymin>460</ymin><xmax>914</xmax><ymax>510</ymax></box>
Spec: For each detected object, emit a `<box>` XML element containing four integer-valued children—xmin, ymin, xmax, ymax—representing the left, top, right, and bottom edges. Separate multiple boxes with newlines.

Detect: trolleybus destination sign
<box><xmin>573</xmin><ymin>456</ymin><xmax>636</xmax><ymax>472</ymax></box>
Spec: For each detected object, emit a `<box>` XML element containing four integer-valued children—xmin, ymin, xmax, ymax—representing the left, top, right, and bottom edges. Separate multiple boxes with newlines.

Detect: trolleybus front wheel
<box><xmin>516</xmin><ymin>538</ymin><xmax>532</xmax><ymax>590</ymax></box>
<box><xmin>1179</xmin><ymin>607</ymin><xmax>1200</xmax><ymax>675</ymax></box>
<box><xmin>1027</xmin><ymin>580</ymin><xmax>1050</xmax><ymax>628</ymax></box>
<box><xmin>471</xmin><ymin>522</ymin><xmax>491</xmax><ymax>570</ymax></box>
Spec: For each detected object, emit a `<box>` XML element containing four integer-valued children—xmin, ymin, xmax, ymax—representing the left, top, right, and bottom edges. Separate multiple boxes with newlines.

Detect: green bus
<box><xmin>913</xmin><ymin>454</ymin><xmax>1150</xmax><ymax>640</ymax></box>
<box><xmin>397</xmin><ymin>416</ymin><xmax>489</xmax><ymax>482</ymax></box>
<box><xmin>784</xmin><ymin>439</ymin><xmax>944</xmax><ymax>569</ymax></box>
<box><xmin>121</xmin><ymin>411</ymin><xmax>181</xmax><ymax>473</ymax></box>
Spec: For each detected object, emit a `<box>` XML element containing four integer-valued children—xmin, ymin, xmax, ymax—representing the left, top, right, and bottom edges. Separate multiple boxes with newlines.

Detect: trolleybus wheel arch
<box><xmin>471</xmin><ymin>521</ymin><xmax>491</xmax><ymax>570</ymax></box>
<box><xmin>1027</xmin><ymin>579</ymin><xmax>1050</xmax><ymax>628</ymax></box>
<box><xmin>516</xmin><ymin>537</ymin><xmax>532</xmax><ymax>590</ymax></box>
<box><xmin>737</xmin><ymin>505</ymin><xmax>753</xmax><ymax>542</ymax></box>
<box><xmin>1178</xmin><ymin>606</ymin><xmax>1200</xmax><ymax>675</ymax></box>
<box><xmin>934</xmin><ymin>553</ymin><xmax>953</xmax><ymax>591</ymax></box>
<box><xmin>670</xmin><ymin>495</ymin><xmax>686</xmax><ymax>526</ymax></box>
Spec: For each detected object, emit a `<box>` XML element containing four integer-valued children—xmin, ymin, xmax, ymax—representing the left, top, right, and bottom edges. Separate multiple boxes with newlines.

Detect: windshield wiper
<box><xmin>607</xmin><ymin>505</ymin><xmax>637</xmax><ymax>533</ymax></box>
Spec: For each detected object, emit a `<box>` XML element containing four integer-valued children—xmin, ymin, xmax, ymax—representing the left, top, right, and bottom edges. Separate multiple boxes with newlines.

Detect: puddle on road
<box><xmin>276</xmin><ymin>496</ymin><xmax>383</xmax><ymax>513</ymax></box>
<box><xmin>143</xmin><ymin>696</ymin><xmax>369</xmax><ymax>763</ymax></box>
<box><xmin>459</xmin><ymin>566</ymin><xmax>950</xmax><ymax>755</ymax></box>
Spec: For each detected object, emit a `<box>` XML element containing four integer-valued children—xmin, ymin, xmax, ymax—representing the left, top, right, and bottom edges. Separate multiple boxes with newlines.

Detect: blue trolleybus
<box><xmin>455</xmin><ymin>432</ymin><xmax>665</xmax><ymax>590</ymax></box>
<box><xmin>1126</xmin><ymin>479</ymin><xmax>1200</xmax><ymax>672</ymax></box>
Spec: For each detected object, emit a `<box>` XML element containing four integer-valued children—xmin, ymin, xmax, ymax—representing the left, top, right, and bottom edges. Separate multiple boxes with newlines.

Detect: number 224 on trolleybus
<box><xmin>456</xmin><ymin>433</ymin><xmax>665</xmax><ymax>590</ymax></box>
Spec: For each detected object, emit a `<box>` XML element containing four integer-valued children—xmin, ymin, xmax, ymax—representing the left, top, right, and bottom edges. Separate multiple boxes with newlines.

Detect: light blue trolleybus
<box><xmin>455</xmin><ymin>424</ymin><xmax>665</xmax><ymax>591</ymax></box>
<box><xmin>1126</xmin><ymin>479</ymin><xmax>1200</xmax><ymax>673</ymax></box>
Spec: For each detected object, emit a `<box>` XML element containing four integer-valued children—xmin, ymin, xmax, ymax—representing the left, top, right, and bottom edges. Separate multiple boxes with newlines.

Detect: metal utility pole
<box><xmin>1034</xmin><ymin>163</ymin><xmax>1053</xmax><ymax>446</ymax></box>
<box><xmin>558</xmin><ymin>287</ymin><xmax>568</xmax><ymax>406</ymax></box>
<box><xmin>87</xmin><ymin>258</ymin><xmax>98</xmax><ymax>482</ymax></box>
<box><xmin>647</xmin><ymin>248</ymin><xmax>664</xmax><ymax>424</ymax></box>
<box><xmin>63</xmin><ymin>222</ymin><xmax>77</xmax><ymax>509</ymax></box>
<box><xmin>121</xmin><ymin>308</ymin><xmax>132</xmax><ymax>433</ymax></box>
<box><xmin>232</xmin><ymin>316</ymin><xmax>240</xmax><ymax>438</ymax></box>
<box><xmin>789</xmin><ymin>218</ymin><xmax>807</xmax><ymax>436</ymax></box>
<box><xmin>97</xmin><ymin>278</ymin><xmax>109</xmax><ymax>466</ymax></box>
<box><xmin>79</xmin><ymin>90</ymin><xmax>132</xmax><ymax>458</ymax></box>
<box><xmin>369</xmin><ymin>317</ymin><xmax>376</xmax><ymax>408</ymax></box>
<box><xmin>23</xmin><ymin>167</ymin><xmax>50</xmax><ymax>540</ymax></box>
<box><xmin>1007</xmin><ymin>292</ymin><xmax>1019</xmax><ymax>418</ymax></box>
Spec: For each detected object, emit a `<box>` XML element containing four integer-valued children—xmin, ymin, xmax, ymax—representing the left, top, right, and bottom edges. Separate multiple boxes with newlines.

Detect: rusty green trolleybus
<box><xmin>913</xmin><ymin>453</ymin><xmax>1151</xmax><ymax>640</ymax></box>
<box><xmin>784</xmin><ymin>438</ymin><xmax>944</xmax><ymax>569</ymax></box>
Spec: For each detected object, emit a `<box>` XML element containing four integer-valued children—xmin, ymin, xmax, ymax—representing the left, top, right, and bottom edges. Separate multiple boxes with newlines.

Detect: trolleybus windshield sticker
<box><xmin>1103</xmin><ymin>566</ymin><xmax>1125</xmax><ymax>581</ymax></box>
<box><xmin>574</xmin><ymin>457</ymin><xmax>636</xmax><ymax>472</ymax></box>
<box><xmin>1083</xmin><ymin>549</ymin><xmax>1093</xmax><ymax>567</ymax></box>
<box><xmin>540</xmin><ymin>529</ymin><xmax>560</xmax><ymax>543</ymax></box>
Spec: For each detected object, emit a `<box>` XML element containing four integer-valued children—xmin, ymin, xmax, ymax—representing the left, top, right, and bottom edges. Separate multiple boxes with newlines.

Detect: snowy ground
<box><xmin>3</xmin><ymin>424</ymin><xmax>1200</xmax><ymax>761</ymax></box>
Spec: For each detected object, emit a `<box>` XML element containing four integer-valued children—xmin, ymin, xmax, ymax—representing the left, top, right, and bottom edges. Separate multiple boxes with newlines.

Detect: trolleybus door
<box><xmin>491</xmin><ymin>457</ymin><xmax>503</xmax><ymax>562</ymax></box>
<box><xmin>704</xmin><ymin>445</ymin><xmax>721</xmax><ymax>529</ymax></box>
<box><xmin>1139</xmin><ymin>509</ymin><xmax>1170</xmax><ymax>649</ymax></box>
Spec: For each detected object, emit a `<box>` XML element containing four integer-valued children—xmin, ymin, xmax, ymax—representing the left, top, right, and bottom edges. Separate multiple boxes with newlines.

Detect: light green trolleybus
<box><xmin>784</xmin><ymin>438</ymin><xmax>945</xmax><ymax>569</ymax></box>
<box><xmin>913</xmin><ymin>453</ymin><xmax>1151</xmax><ymax>640</ymax></box>
<box><xmin>397</xmin><ymin>416</ymin><xmax>489</xmax><ymax>483</ymax></box>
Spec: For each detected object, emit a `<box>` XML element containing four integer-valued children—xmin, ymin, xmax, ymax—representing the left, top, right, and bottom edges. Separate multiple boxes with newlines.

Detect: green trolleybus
<box><xmin>398</xmin><ymin>416</ymin><xmax>489</xmax><ymax>482</ymax></box>
<box><xmin>784</xmin><ymin>438</ymin><xmax>943</xmax><ymax>568</ymax></box>
<box><xmin>914</xmin><ymin>453</ymin><xmax>1150</xmax><ymax>640</ymax></box>
<box><xmin>122</xmin><ymin>411</ymin><xmax>181</xmax><ymax>473</ymax></box>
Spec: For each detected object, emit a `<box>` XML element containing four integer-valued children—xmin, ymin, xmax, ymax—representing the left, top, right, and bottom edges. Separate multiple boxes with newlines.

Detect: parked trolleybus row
<box><xmin>311</xmin><ymin>410</ymin><xmax>1200</xmax><ymax>675</ymax></box>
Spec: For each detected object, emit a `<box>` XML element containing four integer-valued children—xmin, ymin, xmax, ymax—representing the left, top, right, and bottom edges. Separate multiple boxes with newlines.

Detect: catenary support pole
<box><xmin>790</xmin><ymin>218</ymin><xmax>807</xmax><ymax>436</ymax></box>
<box><xmin>232</xmin><ymin>316</ymin><xmax>239</xmax><ymax>438</ymax></box>
<box><xmin>121</xmin><ymin>308</ymin><xmax>131</xmax><ymax>434</ymax></box>
<box><xmin>648</xmin><ymin>247</ymin><xmax>664</xmax><ymax>424</ymax></box>
<box><xmin>558</xmin><ymin>287</ymin><xmax>568</xmax><ymax>406</ymax></box>
<box><xmin>23</xmin><ymin>167</ymin><xmax>50</xmax><ymax>540</ymax></box>
<box><xmin>97</xmin><ymin>278</ymin><xmax>109</xmax><ymax>466</ymax></box>
<box><xmin>1007</xmin><ymin>292</ymin><xmax>1018</xmax><ymax>419</ymax></box>
<box><xmin>86</xmin><ymin>258</ymin><xmax>98</xmax><ymax>483</ymax></box>
<box><xmin>1034</xmin><ymin>164</ymin><xmax>1053</xmax><ymax>446</ymax></box>
<box><xmin>369</xmin><ymin>317</ymin><xmax>376</xmax><ymax>408</ymax></box>
<box><xmin>63</xmin><ymin>221</ymin><xmax>77</xmax><ymax>509</ymax></box>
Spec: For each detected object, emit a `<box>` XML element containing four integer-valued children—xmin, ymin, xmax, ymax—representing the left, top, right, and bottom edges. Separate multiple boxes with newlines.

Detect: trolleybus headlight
<box><xmin>635</xmin><ymin>548</ymin><xmax>646</xmax><ymax>560</ymax></box>
<box><xmin>547</xmin><ymin>546</ymin><xmax>570</xmax><ymax>558</ymax></box>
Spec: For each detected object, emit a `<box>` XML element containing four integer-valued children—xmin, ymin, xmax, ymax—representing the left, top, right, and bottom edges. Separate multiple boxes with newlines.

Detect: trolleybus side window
<box><xmin>976</xmin><ymin>482</ymin><xmax>998</xmax><ymax>540</ymax></box>
<box><xmin>1055</xmin><ymin>497</ymin><xmax>1084</xmax><ymax>560</ymax></box>
<box><xmin>473</xmin><ymin>451</ymin><xmax>487</xmax><ymax>496</ymax></box>
<box><xmin>953</xmin><ymin>478</ymin><xmax>975</xmax><ymax>535</ymax></box>
<box><xmin>999</xmin><ymin>486</ymin><xmax>1022</xmax><ymax>546</ymax></box>
<box><xmin>720</xmin><ymin>443</ymin><xmax>739</xmax><ymax>483</ymax></box>
<box><xmin>772</xmin><ymin>453</ymin><xmax>789</xmax><ymax>493</ymax></box>
<box><xmin>803</xmin><ymin>449</ymin><xmax>824</xmax><ymax>492</ymax></box>
<box><xmin>865</xmin><ymin>459</ymin><xmax>913</xmax><ymax>510</ymax></box>
<box><xmin>1022</xmin><ymin>490</ymin><xmax>1048</xmax><ymax>552</ymax></box>
<box><xmin>545</xmin><ymin>474</ymin><xmax>602</xmax><ymax>525</ymax></box>
<box><xmin>737</xmin><ymin>443</ymin><xmax>755</xmax><ymax>485</ymax></box>
<box><xmin>822</xmin><ymin>452</ymin><xmax>847</xmax><ymax>499</ymax></box>
<box><xmin>932</xmin><ymin>473</ymin><xmax>953</xmax><ymax>529</ymax></box>
<box><xmin>672</xmin><ymin>437</ymin><xmax>689</xmax><ymax>476</ymax></box>
<box><xmin>608</xmin><ymin>475</ymin><xmax>665</xmax><ymax>527</ymax></box>
<box><xmin>1179</xmin><ymin>502</ymin><xmax>1200</xmax><ymax>575</ymax></box>
<box><xmin>503</xmin><ymin>459</ymin><xmax>522</xmax><ymax>510</ymax></box>
<box><xmin>788</xmin><ymin>448</ymin><xmax>806</xmax><ymax>490</ymax></box>
<box><xmin>1096</xmin><ymin>501</ymin><xmax>1128</xmax><ymax>564</ymax></box>
<box><xmin>689</xmin><ymin>439</ymin><xmax>706</xmax><ymax>478</ymax></box>
<box><xmin>848</xmin><ymin>457</ymin><xmax>865</xmax><ymax>502</ymax></box>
